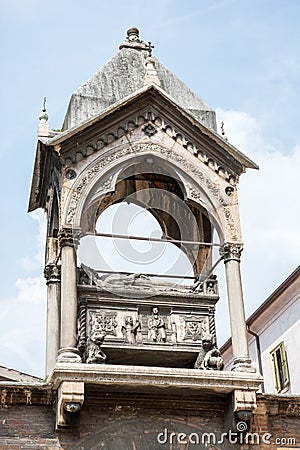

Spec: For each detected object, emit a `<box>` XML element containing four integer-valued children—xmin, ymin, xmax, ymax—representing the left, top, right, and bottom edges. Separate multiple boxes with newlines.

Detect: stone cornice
<box><xmin>61</xmin><ymin>106</ymin><xmax>240</xmax><ymax>184</ymax></box>
<box><xmin>45</xmin><ymin>85</ymin><xmax>258</xmax><ymax>170</ymax></box>
<box><xmin>49</xmin><ymin>363</ymin><xmax>263</xmax><ymax>394</ymax></box>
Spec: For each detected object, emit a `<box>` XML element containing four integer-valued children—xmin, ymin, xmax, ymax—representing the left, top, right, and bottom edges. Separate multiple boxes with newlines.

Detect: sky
<box><xmin>0</xmin><ymin>0</ymin><xmax>299</xmax><ymax>377</ymax></box>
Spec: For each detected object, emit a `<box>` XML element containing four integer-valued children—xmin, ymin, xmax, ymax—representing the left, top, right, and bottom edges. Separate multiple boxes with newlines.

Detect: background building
<box><xmin>221</xmin><ymin>265</ymin><xmax>300</xmax><ymax>395</ymax></box>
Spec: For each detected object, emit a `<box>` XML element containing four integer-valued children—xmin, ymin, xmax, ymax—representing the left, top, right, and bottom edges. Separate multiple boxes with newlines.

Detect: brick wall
<box><xmin>0</xmin><ymin>390</ymin><xmax>299</xmax><ymax>449</ymax></box>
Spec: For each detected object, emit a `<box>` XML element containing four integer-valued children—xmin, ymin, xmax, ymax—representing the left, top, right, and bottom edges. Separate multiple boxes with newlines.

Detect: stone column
<box><xmin>221</xmin><ymin>243</ymin><xmax>254</xmax><ymax>372</ymax></box>
<box><xmin>57</xmin><ymin>229</ymin><xmax>81</xmax><ymax>363</ymax></box>
<box><xmin>44</xmin><ymin>263</ymin><xmax>61</xmax><ymax>375</ymax></box>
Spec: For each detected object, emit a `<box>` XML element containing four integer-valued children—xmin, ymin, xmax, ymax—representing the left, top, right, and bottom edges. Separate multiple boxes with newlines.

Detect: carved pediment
<box><xmin>50</xmin><ymin>85</ymin><xmax>258</xmax><ymax>177</ymax></box>
<box><xmin>29</xmin><ymin>86</ymin><xmax>257</xmax><ymax>215</ymax></box>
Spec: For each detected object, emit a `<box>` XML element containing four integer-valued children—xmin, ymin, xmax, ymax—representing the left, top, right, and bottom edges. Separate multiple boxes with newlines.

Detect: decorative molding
<box><xmin>192</xmin><ymin>277</ymin><xmax>219</xmax><ymax>296</ymax></box>
<box><xmin>183</xmin><ymin>319</ymin><xmax>204</xmax><ymax>341</ymax></box>
<box><xmin>78</xmin><ymin>299</ymin><xmax>87</xmax><ymax>354</ymax></box>
<box><xmin>63</xmin><ymin>109</ymin><xmax>238</xmax><ymax>183</ymax></box>
<box><xmin>142</xmin><ymin>123</ymin><xmax>157</xmax><ymax>137</ymax></box>
<box><xmin>50</xmin><ymin>363</ymin><xmax>263</xmax><ymax>393</ymax></box>
<box><xmin>64</xmin><ymin>142</ymin><xmax>240</xmax><ymax>241</ymax></box>
<box><xmin>65</xmin><ymin>169</ymin><xmax>76</xmax><ymax>180</ymax></box>
<box><xmin>79</xmin><ymin>175</ymin><xmax>114</xmax><ymax>214</ymax></box>
<box><xmin>89</xmin><ymin>310</ymin><xmax>118</xmax><ymax>336</ymax></box>
<box><xmin>209</xmin><ymin>314</ymin><xmax>216</xmax><ymax>341</ymax></box>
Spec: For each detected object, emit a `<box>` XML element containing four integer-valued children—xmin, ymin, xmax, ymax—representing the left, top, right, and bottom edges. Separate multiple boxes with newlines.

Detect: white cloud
<box><xmin>216</xmin><ymin>108</ymin><xmax>300</xmax><ymax>317</ymax></box>
<box><xmin>0</xmin><ymin>275</ymin><xmax>46</xmax><ymax>377</ymax></box>
<box><xmin>21</xmin><ymin>210</ymin><xmax>46</xmax><ymax>271</ymax></box>
<box><xmin>0</xmin><ymin>212</ymin><xmax>46</xmax><ymax>377</ymax></box>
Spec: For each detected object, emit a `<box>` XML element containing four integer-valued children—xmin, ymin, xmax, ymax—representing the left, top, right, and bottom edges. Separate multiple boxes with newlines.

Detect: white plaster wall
<box><xmin>248</xmin><ymin>296</ymin><xmax>300</xmax><ymax>394</ymax></box>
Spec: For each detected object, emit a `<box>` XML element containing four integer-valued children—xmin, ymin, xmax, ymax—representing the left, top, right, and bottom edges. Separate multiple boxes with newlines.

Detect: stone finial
<box><xmin>220</xmin><ymin>121</ymin><xmax>228</xmax><ymax>142</ymax></box>
<box><xmin>38</xmin><ymin>97</ymin><xmax>50</xmax><ymax>137</ymax></box>
<box><xmin>144</xmin><ymin>56</ymin><xmax>161</xmax><ymax>87</ymax></box>
<box><xmin>127</xmin><ymin>26</ymin><xmax>140</xmax><ymax>42</ymax></box>
<box><xmin>119</xmin><ymin>26</ymin><xmax>149</xmax><ymax>51</ymax></box>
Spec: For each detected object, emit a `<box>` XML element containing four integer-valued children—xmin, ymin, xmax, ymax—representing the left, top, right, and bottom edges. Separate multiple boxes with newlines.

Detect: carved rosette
<box><xmin>58</xmin><ymin>228</ymin><xmax>81</xmax><ymax>249</ymax></box>
<box><xmin>90</xmin><ymin>311</ymin><xmax>118</xmax><ymax>336</ymax></box>
<box><xmin>44</xmin><ymin>263</ymin><xmax>60</xmax><ymax>284</ymax></box>
<box><xmin>220</xmin><ymin>242</ymin><xmax>243</xmax><ymax>262</ymax></box>
<box><xmin>142</xmin><ymin>123</ymin><xmax>157</xmax><ymax>137</ymax></box>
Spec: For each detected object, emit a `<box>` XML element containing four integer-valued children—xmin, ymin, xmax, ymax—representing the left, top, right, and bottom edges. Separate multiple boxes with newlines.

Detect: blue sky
<box><xmin>0</xmin><ymin>0</ymin><xmax>299</xmax><ymax>376</ymax></box>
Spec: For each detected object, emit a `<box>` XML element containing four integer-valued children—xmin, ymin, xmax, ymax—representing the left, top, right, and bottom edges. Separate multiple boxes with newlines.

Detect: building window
<box><xmin>270</xmin><ymin>342</ymin><xmax>290</xmax><ymax>393</ymax></box>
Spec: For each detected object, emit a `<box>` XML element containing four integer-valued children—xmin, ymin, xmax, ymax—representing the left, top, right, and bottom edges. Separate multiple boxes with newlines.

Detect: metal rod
<box><xmin>85</xmin><ymin>231</ymin><xmax>221</xmax><ymax>247</ymax></box>
<box><xmin>93</xmin><ymin>268</ymin><xmax>195</xmax><ymax>280</ymax></box>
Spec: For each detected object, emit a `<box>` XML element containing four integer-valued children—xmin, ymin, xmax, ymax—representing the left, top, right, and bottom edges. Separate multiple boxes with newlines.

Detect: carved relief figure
<box><xmin>84</xmin><ymin>331</ymin><xmax>107</xmax><ymax>364</ymax></box>
<box><xmin>121</xmin><ymin>316</ymin><xmax>140</xmax><ymax>344</ymax></box>
<box><xmin>148</xmin><ymin>307</ymin><xmax>167</xmax><ymax>342</ymax></box>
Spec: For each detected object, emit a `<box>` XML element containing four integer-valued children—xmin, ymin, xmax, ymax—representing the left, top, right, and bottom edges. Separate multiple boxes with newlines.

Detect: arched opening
<box><xmin>78</xmin><ymin>202</ymin><xmax>195</xmax><ymax>285</ymax></box>
<box><xmin>79</xmin><ymin>157</ymin><xmax>216</xmax><ymax>279</ymax></box>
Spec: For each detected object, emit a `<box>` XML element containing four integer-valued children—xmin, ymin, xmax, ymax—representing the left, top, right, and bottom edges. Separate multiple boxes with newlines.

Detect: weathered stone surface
<box><xmin>49</xmin><ymin>363</ymin><xmax>262</xmax><ymax>394</ymax></box>
<box><xmin>62</xmin><ymin>48</ymin><xmax>217</xmax><ymax>132</ymax></box>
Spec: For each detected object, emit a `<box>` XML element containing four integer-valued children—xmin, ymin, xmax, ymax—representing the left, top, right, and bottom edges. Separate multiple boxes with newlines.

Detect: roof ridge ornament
<box><xmin>220</xmin><ymin>121</ymin><xmax>228</xmax><ymax>142</ymax></box>
<box><xmin>119</xmin><ymin>26</ymin><xmax>150</xmax><ymax>51</ymax></box>
<box><xmin>144</xmin><ymin>54</ymin><xmax>161</xmax><ymax>87</ymax></box>
<box><xmin>38</xmin><ymin>97</ymin><xmax>50</xmax><ymax>137</ymax></box>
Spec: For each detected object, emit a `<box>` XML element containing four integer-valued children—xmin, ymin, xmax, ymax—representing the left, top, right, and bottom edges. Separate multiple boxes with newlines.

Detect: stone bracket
<box><xmin>56</xmin><ymin>381</ymin><xmax>84</xmax><ymax>428</ymax></box>
<box><xmin>233</xmin><ymin>388</ymin><xmax>257</xmax><ymax>413</ymax></box>
<box><xmin>225</xmin><ymin>388</ymin><xmax>258</xmax><ymax>434</ymax></box>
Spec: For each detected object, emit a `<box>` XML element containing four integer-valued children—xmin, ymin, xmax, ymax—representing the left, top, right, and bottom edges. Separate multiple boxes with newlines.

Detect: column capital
<box><xmin>220</xmin><ymin>242</ymin><xmax>243</xmax><ymax>262</ymax></box>
<box><xmin>58</xmin><ymin>228</ymin><xmax>82</xmax><ymax>248</ymax></box>
<box><xmin>44</xmin><ymin>263</ymin><xmax>60</xmax><ymax>284</ymax></box>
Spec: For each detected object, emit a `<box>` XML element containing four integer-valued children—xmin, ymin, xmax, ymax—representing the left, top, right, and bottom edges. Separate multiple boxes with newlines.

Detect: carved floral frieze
<box><xmin>64</xmin><ymin>142</ymin><xmax>240</xmax><ymax>241</ymax></box>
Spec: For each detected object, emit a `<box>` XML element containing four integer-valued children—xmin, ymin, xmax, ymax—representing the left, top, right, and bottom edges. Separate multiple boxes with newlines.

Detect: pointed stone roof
<box><xmin>62</xmin><ymin>27</ymin><xmax>216</xmax><ymax>132</ymax></box>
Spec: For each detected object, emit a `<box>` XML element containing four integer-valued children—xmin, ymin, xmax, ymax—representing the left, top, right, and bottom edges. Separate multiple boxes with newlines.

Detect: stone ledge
<box><xmin>49</xmin><ymin>363</ymin><xmax>262</xmax><ymax>394</ymax></box>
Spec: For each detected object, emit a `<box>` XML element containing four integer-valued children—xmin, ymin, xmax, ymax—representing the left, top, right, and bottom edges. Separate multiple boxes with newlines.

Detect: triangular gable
<box><xmin>29</xmin><ymin>84</ymin><xmax>258</xmax><ymax>212</ymax></box>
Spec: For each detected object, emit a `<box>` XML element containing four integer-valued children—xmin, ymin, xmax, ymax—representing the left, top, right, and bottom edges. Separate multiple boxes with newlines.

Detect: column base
<box><xmin>232</xmin><ymin>357</ymin><xmax>256</xmax><ymax>373</ymax></box>
<box><xmin>57</xmin><ymin>347</ymin><xmax>82</xmax><ymax>363</ymax></box>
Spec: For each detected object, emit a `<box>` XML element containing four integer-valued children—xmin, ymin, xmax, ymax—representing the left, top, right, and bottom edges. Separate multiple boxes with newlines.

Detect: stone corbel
<box><xmin>233</xmin><ymin>389</ymin><xmax>257</xmax><ymax>415</ymax></box>
<box><xmin>56</xmin><ymin>381</ymin><xmax>84</xmax><ymax>428</ymax></box>
<box><xmin>228</xmin><ymin>389</ymin><xmax>257</xmax><ymax>433</ymax></box>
